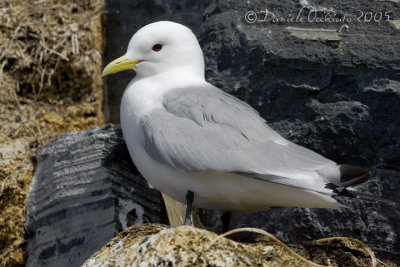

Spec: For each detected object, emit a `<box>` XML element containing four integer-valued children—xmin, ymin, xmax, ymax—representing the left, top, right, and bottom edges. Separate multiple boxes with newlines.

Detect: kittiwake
<box><xmin>102</xmin><ymin>21</ymin><xmax>394</xmax><ymax>228</ymax></box>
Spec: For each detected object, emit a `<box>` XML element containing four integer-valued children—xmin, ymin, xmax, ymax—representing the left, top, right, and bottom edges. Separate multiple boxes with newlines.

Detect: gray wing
<box><xmin>141</xmin><ymin>84</ymin><xmax>345</xmax><ymax>193</ymax></box>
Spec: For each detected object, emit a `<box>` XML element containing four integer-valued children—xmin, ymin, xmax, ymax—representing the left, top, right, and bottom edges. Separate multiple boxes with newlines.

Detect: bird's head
<box><xmin>102</xmin><ymin>21</ymin><xmax>205</xmax><ymax>79</ymax></box>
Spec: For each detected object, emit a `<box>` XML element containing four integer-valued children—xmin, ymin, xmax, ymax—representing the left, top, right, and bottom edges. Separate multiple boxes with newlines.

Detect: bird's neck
<box><xmin>136</xmin><ymin>65</ymin><xmax>204</xmax><ymax>82</ymax></box>
<box><xmin>122</xmin><ymin>68</ymin><xmax>206</xmax><ymax>117</ymax></box>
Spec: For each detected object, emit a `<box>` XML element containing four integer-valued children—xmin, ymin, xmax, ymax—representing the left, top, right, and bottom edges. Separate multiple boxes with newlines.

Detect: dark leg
<box><xmin>221</xmin><ymin>212</ymin><xmax>231</xmax><ymax>232</ymax></box>
<box><xmin>183</xmin><ymin>190</ymin><xmax>194</xmax><ymax>226</ymax></box>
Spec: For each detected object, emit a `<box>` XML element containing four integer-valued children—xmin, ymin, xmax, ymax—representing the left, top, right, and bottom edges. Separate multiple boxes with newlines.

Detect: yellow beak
<box><xmin>102</xmin><ymin>55</ymin><xmax>142</xmax><ymax>77</ymax></box>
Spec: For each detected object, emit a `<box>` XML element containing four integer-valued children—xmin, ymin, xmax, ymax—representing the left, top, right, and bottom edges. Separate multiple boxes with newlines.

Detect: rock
<box><xmin>199</xmin><ymin>0</ymin><xmax>400</xmax><ymax>168</ymax></box>
<box><xmin>194</xmin><ymin>0</ymin><xmax>400</xmax><ymax>263</ymax></box>
<box><xmin>81</xmin><ymin>225</ymin><xmax>384</xmax><ymax>267</ymax></box>
<box><xmin>25</xmin><ymin>124</ymin><xmax>164</xmax><ymax>267</ymax></box>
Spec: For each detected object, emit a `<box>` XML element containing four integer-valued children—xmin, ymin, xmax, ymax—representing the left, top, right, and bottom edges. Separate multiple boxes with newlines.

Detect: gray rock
<box><xmin>201</xmin><ymin>0</ymin><xmax>400</xmax><ymax>166</ymax></box>
<box><xmin>194</xmin><ymin>0</ymin><xmax>400</xmax><ymax>263</ymax></box>
<box><xmin>101</xmin><ymin>0</ymin><xmax>399</xmax><ymax>263</ymax></box>
<box><xmin>25</xmin><ymin>124</ymin><xmax>164</xmax><ymax>267</ymax></box>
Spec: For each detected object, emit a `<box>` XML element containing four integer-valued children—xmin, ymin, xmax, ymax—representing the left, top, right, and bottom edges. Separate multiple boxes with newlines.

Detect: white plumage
<box><xmin>103</xmin><ymin>21</ymin><xmax>389</xmax><ymax>215</ymax></box>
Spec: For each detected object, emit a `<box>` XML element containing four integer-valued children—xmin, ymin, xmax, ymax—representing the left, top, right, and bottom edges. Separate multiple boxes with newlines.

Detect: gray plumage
<box><xmin>141</xmin><ymin>85</ymin><xmax>347</xmax><ymax>194</ymax></box>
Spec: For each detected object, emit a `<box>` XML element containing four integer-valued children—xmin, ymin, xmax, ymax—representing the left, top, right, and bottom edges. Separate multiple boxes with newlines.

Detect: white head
<box><xmin>102</xmin><ymin>21</ymin><xmax>205</xmax><ymax>79</ymax></box>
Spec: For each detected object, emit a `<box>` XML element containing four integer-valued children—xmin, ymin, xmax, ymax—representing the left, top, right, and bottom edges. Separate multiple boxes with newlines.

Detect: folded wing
<box><xmin>141</xmin><ymin>84</ymin><xmax>369</xmax><ymax>194</ymax></box>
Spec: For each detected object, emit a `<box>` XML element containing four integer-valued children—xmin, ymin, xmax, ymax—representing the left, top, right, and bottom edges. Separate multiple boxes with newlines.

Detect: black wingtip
<box><xmin>328</xmin><ymin>185</ymin><xmax>396</xmax><ymax>206</ymax></box>
<box><xmin>339</xmin><ymin>165</ymin><xmax>371</xmax><ymax>187</ymax></box>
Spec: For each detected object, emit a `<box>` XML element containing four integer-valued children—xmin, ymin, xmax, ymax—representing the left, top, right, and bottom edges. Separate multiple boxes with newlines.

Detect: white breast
<box><xmin>119</xmin><ymin>70</ymin><xmax>208</xmax><ymax>200</ymax></box>
<box><xmin>119</xmin><ymin>71</ymin><xmax>339</xmax><ymax>213</ymax></box>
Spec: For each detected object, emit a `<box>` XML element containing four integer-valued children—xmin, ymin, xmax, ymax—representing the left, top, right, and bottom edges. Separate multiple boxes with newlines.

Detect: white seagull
<box><xmin>102</xmin><ymin>21</ymin><xmax>394</xmax><ymax>229</ymax></box>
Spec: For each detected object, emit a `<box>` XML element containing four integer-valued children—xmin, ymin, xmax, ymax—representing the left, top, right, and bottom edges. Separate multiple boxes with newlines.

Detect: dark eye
<box><xmin>152</xmin><ymin>43</ymin><xmax>163</xmax><ymax>52</ymax></box>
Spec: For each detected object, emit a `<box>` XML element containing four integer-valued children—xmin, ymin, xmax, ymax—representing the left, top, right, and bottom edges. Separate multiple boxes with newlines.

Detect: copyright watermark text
<box><xmin>245</xmin><ymin>8</ymin><xmax>392</xmax><ymax>24</ymax></box>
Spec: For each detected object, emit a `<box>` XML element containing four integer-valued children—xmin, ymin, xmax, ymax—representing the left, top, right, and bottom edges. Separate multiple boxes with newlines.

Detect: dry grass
<box><xmin>217</xmin><ymin>228</ymin><xmax>385</xmax><ymax>267</ymax></box>
<box><xmin>0</xmin><ymin>0</ymin><xmax>104</xmax><ymax>266</ymax></box>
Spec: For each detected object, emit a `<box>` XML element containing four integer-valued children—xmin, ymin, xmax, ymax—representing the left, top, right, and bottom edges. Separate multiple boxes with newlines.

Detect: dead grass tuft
<box><xmin>0</xmin><ymin>0</ymin><xmax>104</xmax><ymax>266</ymax></box>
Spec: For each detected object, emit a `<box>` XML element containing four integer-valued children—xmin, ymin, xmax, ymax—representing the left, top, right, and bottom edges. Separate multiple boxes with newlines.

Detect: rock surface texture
<box><xmin>25</xmin><ymin>124</ymin><xmax>163</xmax><ymax>267</ymax></box>
<box><xmin>81</xmin><ymin>225</ymin><xmax>383</xmax><ymax>267</ymax></box>
<box><xmin>194</xmin><ymin>1</ymin><xmax>400</xmax><ymax>263</ymax></box>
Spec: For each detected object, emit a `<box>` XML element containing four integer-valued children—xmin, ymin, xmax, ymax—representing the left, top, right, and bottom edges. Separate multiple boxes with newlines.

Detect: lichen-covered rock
<box><xmin>81</xmin><ymin>225</ymin><xmax>391</xmax><ymax>267</ymax></box>
<box><xmin>25</xmin><ymin>124</ymin><xmax>164</xmax><ymax>267</ymax></box>
<box><xmin>82</xmin><ymin>226</ymin><xmax>281</xmax><ymax>266</ymax></box>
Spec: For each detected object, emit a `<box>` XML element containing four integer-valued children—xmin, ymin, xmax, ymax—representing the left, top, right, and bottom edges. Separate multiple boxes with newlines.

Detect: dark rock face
<box><xmin>200</xmin><ymin>0</ymin><xmax>400</xmax><ymax>168</ymax></box>
<box><xmin>104</xmin><ymin>0</ymin><xmax>399</xmax><ymax>263</ymax></box>
<box><xmin>194</xmin><ymin>0</ymin><xmax>400</xmax><ymax>263</ymax></box>
<box><xmin>25</xmin><ymin>124</ymin><xmax>163</xmax><ymax>267</ymax></box>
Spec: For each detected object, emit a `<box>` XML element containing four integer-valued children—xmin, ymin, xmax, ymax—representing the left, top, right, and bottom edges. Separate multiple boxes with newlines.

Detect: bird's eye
<box><xmin>152</xmin><ymin>43</ymin><xmax>163</xmax><ymax>52</ymax></box>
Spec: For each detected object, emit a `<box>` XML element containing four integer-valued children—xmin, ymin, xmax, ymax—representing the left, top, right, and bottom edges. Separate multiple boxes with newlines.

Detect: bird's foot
<box><xmin>183</xmin><ymin>190</ymin><xmax>194</xmax><ymax>226</ymax></box>
<box><xmin>221</xmin><ymin>212</ymin><xmax>231</xmax><ymax>233</ymax></box>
